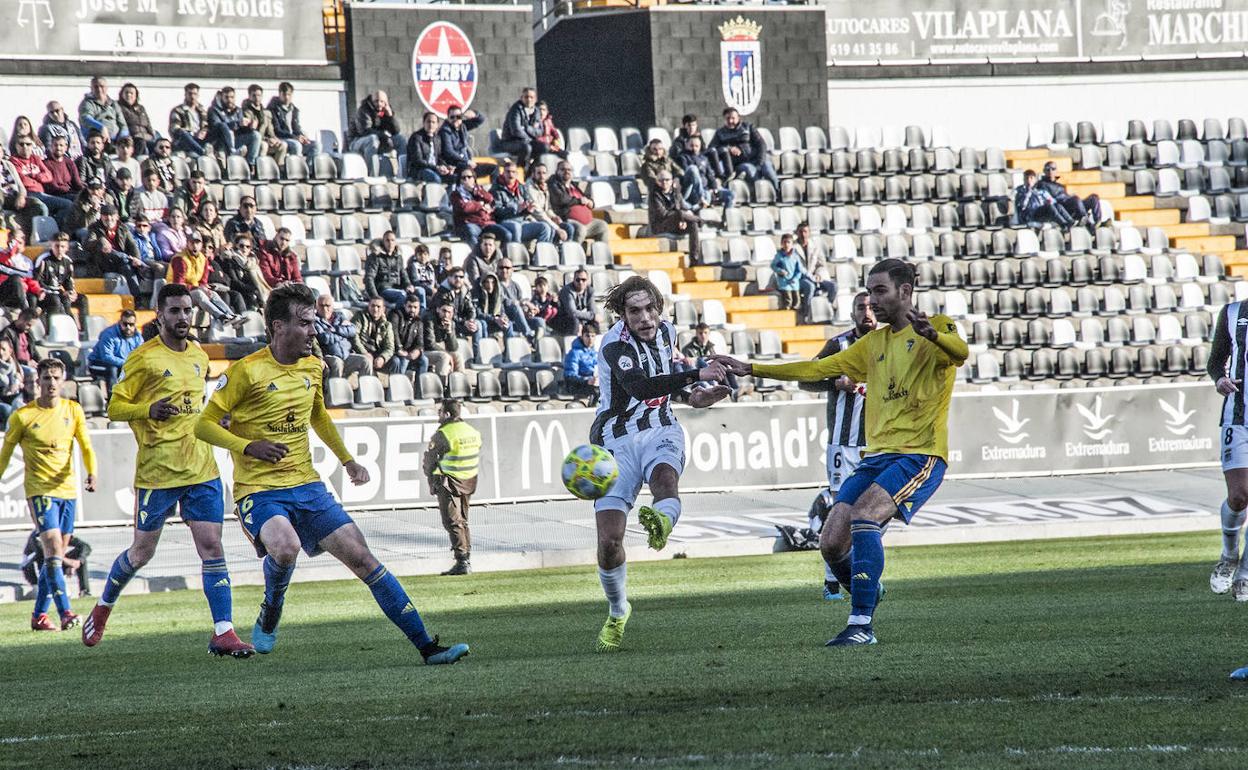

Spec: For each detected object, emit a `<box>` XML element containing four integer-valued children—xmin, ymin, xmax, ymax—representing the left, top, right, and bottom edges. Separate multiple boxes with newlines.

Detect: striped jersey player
<box><xmin>1206</xmin><ymin>300</ymin><xmax>1248</xmax><ymax>604</ymax></box>
<box><xmin>589</xmin><ymin>275</ymin><xmax>731</xmax><ymax>653</ymax></box>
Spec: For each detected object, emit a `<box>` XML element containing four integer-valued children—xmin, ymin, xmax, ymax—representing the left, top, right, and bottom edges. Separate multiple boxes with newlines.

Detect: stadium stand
<box><xmin>0</xmin><ymin>104</ymin><xmax>1242</xmax><ymax>423</ymax></box>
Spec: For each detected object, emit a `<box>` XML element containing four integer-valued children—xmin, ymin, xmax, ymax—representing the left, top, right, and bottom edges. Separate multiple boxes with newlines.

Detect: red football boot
<box><xmin>59</xmin><ymin>611</ymin><xmax>80</xmax><ymax>630</ymax></box>
<box><xmin>82</xmin><ymin>604</ymin><xmax>111</xmax><ymax>647</ymax></box>
<box><xmin>31</xmin><ymin>613</ymin><xmax>57</xmax><ymax>632</ymax></box>
<box><xmin>209</xmin><ymin>628</ymin><xmax>256</xmax><ymax>658</ymax></box>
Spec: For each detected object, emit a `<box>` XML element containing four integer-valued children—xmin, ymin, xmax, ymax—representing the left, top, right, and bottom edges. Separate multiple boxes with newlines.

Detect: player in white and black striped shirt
<box><xmin>1206</xmin><ymin>300</ymin><xmax>1248</xmax><ymax>602</ymax></box>
<box><xmin>590</xmin><ymin>275</ymin><xmax>731</xmax><ymax>652</ymax></box>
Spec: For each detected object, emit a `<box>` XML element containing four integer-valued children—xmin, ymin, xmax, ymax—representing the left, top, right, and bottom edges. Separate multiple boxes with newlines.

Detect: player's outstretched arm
<box><xmin>687</xmin><ymin>384</ymin><xmax>731</xmax><ymax>408</ymax></box>
<box><xmin>711</xmin><ymin>352</ymin><xmax>857</xmax><ymax>383</ymax></box>
<box><xmin>195</xmin><ymin>401</ymin><xmax>251</xmax><ymax>454</ymax></box>
<box><xmin>910</xmin><ymin>310</ymin><xmax>969</xmax><ymax>365</ymax></box>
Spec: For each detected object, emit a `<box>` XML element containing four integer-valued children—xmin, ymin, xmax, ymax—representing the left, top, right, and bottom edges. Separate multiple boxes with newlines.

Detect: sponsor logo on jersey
<box><xmin>215</xmin><ymin>375</ymin><xmax>228</xmax><ymax>391</ymax></box>
<box><xmin>617</xmin><ymin>356</ymin><xmax>634</xmax><ymax>371</ymax></box>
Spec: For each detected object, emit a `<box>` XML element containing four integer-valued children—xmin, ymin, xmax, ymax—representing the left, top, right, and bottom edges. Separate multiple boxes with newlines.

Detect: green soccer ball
<box><xmin>562</xmin><ymin>444</ymin><xmax>619</xmax><ymax>501</ymax></box>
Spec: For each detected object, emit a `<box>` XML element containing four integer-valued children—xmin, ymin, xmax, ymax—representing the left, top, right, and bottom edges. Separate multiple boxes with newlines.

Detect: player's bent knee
<box><xmin>1232</xmin><ymin>493</ymin><xmax>1248</xmax><ymax>513</ymax></box>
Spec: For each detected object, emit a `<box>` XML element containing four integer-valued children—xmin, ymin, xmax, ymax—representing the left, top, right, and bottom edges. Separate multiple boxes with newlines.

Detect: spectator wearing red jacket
<box><xmin>0</xmin><ymin>230</ymin><xmax>40</xmax><ymax>313</ymax></box>
<box><xmin>42</xmin><ymin>136</ymin><xmax>83</xmax><ymax>202</ymax></box>
<box><xmin>258</xmin><ymin>228</ymin><xmax>303</xmax><ymax>287</ymax></box>
<box><xmin>10</xmin><ymin>137</ymin><xmax>72</xmax><ymax>225</ymax></box>
<box><xmin>450</xmin><ymin>167</ymin><xmax>509</xmax><ymax>247</ymax></box>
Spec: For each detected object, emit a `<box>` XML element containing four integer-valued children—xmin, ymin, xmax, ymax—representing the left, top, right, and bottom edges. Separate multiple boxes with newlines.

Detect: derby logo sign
<box><xmin>411</xmin><ymin>21</ymin><xmax>478</xmax><ymax>118</ymax></box>
<box><xmin>719</xmin><ymin>16</ymin><xmax>762</xmax><ymax>116</ymax></box>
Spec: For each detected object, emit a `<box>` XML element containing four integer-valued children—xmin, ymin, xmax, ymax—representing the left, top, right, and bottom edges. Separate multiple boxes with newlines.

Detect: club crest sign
<box><xmin>411</xmin><ymin>21</ymin><xmax>478</xmax><ymax>119</ymax></box>
<box><xmin>719</xmin><ymin>16</ymin><xmax>762</xmax><ymax>116</ymax></box>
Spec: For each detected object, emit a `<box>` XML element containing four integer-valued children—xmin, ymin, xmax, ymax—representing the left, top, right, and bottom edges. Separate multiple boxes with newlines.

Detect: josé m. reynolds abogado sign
<box><xmin>826</xmin><ymin>0</ymin><xmax>1248</xmax><ymax>63</ymax></box>
<box><xmin>8</xmin><ymin>0</ymin><xmax>326</xmax><ymax>63</ymax></box>
<box><xmin>0</xmin><ymin>382</ymin><xmax>1221</xmax><ymax>529</ymax></box>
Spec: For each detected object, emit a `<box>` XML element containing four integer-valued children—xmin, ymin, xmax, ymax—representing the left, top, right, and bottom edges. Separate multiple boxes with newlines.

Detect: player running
<box><xmin>806</xmin><ymin>290</ymin><xmax>874</xmax><ymax>600</ymax></box>
<box><xmin>193</xmin><ymin>283</ymin><xmax>468</xmax><ymax>665</ymax></box>
<box><xmin>83</xmin><ymin>284</ymin><xmax>254</xmax><ymax>657</ymax></box>
<box><xmin>0</xmin><ymin>358</ymin><xmax>97</xmax><ymax>631</ymax></box>
<box><xmin>591</xmin><ymin>275</ymin><xmax>730</xmax><ymax>652</ymax></box>
<box><xmin>1206</xmin><ymin>301</ymin><xmax>1248</xmax><ymax>601</ymax></box>
<box><xmin>714</xmin><ymin>259</ymin><xmax>967</xmax><ymax>647</ymax></box>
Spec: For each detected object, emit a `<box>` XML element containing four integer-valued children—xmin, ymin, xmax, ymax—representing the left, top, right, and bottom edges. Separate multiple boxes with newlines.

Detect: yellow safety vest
<box><xmin>435</xmin><ymin>420</ymin><xmax>481</xmax><ymax>480</ymax></box>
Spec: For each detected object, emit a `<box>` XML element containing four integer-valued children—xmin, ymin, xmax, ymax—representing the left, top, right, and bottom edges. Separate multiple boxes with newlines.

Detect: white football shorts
<box><xmin>826</xmin><ymin>444</ymin><xmax>863</xmax><ymax>493</ymax></box>
<box><xmin>1222</xmin><ymin>425</ymin><xmax>1248</xmax><ymax>472</ymax></box>
<box><xmin>595</xmin><ymin>424</ymin><xmax>686</xmax><ymax>513</ymax></box>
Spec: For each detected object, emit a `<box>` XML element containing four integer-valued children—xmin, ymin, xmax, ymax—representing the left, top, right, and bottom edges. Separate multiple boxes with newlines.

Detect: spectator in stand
<box><xmin>117</xmin><ymin>83</ymin><xmax>156</xmax><ymax>155</ymax></box>
<box><xmin>39</xmin><ymin>103</ymin><xmax>83</xmax><ymax>161</ymax></box>
<box><xmin>109</xmin><ymin>168</ymin><xmax>141</xmax><ymax>223</ymax></box>
<box><xmin>138</xmin><ymin>169</ymin><xmax>170</xmax><ymax>224</ymax></box>
<box><xmin>671</xmin><ymin>114</ymin><xmax>702</xmax><ymax>171</ymax></box>
<box><xmin>364</xmin><ymin>230</ymin><xmax>412</xmax><ymax>309</ymax></box>
<box><xmin>208</xmin><ymin>86</ymin><xmax>261</xmax><ymax>166</ymax></box>
<box><xmin>677</xmin><ymin>135</ymin><xmax>733</xmax><ymax>209</ymax></box>
<box><xmin>43</xmin><ymin>136</ymin><xmax>83</xmax><ymax>204</ymax></box>
<box><xmin>498</xmin><ymin>87</ymin><xmax>546</xmax><ymax>171</ymax></box>
<box><xmin>268</xmin><ymin>82</ymin><xmax>320</xmax><ymax>159</ymax></box>
<box><xmin>406</xmin><ymin>112</ymin><xmax>449</xmax><ymax>183</ymax></box>
<box><xmin>498</xmin><ymin>258</ymin><xmax>543</xmax><ymax>342</ymax></box>
<box><xmin>78</xmin><ymin>76</ymin><xmax>126</xmax><ymax>144</ymax></box>
<box><xmin>537</xmin><ymin>101</ymin><xmax>564</xmax><ymax>157</ymax></box>
<box><xmin>130</xmin><ymin>213</ymin><xmax>166</xmax><ymax>279</ymax></box>
<box><xmin>111</xmin><ymin>136</ymin><xmax>140</xmax><ymax>183</ymax></box>
<box><xmin>1039</xmin><ymin>161</ymin><xmax>1100</xmax><ymax>232</ymax></box>
<box><xmin>87</xmin><ymin>203</ymin><xmax>147</xmax><ymax>296</ymax></box>
<box><xmin>562</xmin><ymin>321</ymin><xmax>598</xmax><ymax>400</ymax></box>
<box><xmin>405</xmin><ymin>243</ymin><xmax>436</xmax><ymax>307</ymax></box>
<box><xmin>258</xmin><ymin>228</ymin><xmax>302</xmax><ymax>287</ymax></box>
<box><xmin>35</xmin><ymin>232</ymin><xmax>88</xmax><ymax>330</ymax></box>
<box><xmin>526</xmin><ymin>163</ymin><xmax>574</xmax><ymax>242</ymax></box>
<box><xmin>140</xmin><ymin>138</ymin><xmax>177</xmax><ymax>193</ymax></box>
<box><xmin>641</xmin><ymin>138</ymin><xmax>705</xmax><ymax>210</ymax></box>
<box><xmin>166</xmin><ymin>230</ymin><xmax>245</xmax><ymax>330</ymax></box>
<box><xmin>243</xmin><ymin>84</ymin><xmax>288</xmax><ymax>166</ymax></box>
<box><xmin>795</xmin><ymin>222</ymin><xmax>835</xmax><ymax>318</ymax></box>
<box><xmin>0</xmin><ymin>339</ymin><xmax>22</xmax><ymax>428</ymax></box>
<box><xmin>438</xmin><ymin>104</ymin><xmax>487</xmax><ymax>173</ymax></box>
<box><xmin>463</xmin><ymin>231</ymin><xmax>501</xmax><ymax>286</ymax></box>
<box><xmin>11</xmin><ymin>135</ymin><xmax>73</xmax><ymax>225</ymax></box>
<box><xmin>771</xmin><ymin>232</ymin><xmax>807</xmax><ymax>312</ymax></box>
<box><xmin>3</xmin><ymin>309</ymin><xmax>37</xmax><ymax>371</ymax></box>
<box><xmin>491</xmin><ymin>159</ymin><xmax>553</xmax><ymax>244</ymax></box>
<box><xmin>426</xmin><ymin>303</ymin><xmax>461</xmax><ymax>377</ymax></box>
<box><xmin>681</xmin><ymin>322</ymin><xmax>737</xmax><ymax>391</ymax></box>
<box><xmin>388</xmin><ymin>294</ymin><xmax>430</xmax><ymax>376</ymax></box>
<box><xmin>224</xmin><ymin>196</ymin><xmax>266</xmax><ymax>245</ymax></box>
<box><xmin>1015</xmin><ymin>169</ymin><xmax>1074</xmax><ymax>229</ymax></box>
<box><xmin>647</xmin><ymin>169</ymin><xmax>702</xmax><ymax>264</ymax></box>
<box><xmin>9</xmin><ymin>117</ymin><xmax>44</xmax><ymax>159</ymax></box>
<box><xmin>152</xmin><ymin>206</ymin><xmax>190</xmax><ymax>262</ymax></box>
<box><xmin>450</xmin><ymin>167</ymin><xmax>509</xmax><ymax>247</ymax></box>
<box><xmin>215</xmin><ymin>232</ymin><xmax>269</xmax><ymax>312</ymax></box>
<box><xmin>0</xmin><ymin>230</ymin><xmax>38</xmax><ymax>313</ymax></box>
<box><xmin>201</xmin><ymin>240</ymin><xmax>243</xmax><ymax>316</ymax></box>
<box><xmin>551</xmin><ymin>268</ymin><xmax>596</xmax><ymax>337</ymax></box>
<box><xmin>87</xmin><ymin>309</ymin><xmax>140</xmax><ymax>386</ymax></box>
<box><xmin>708</xmin><ymin>108</ymin><xmax>779</xmax><ymax>192</ymax></box>
<box><xmin>192</xmin><ymin>199</ymin><xmax>226</xmax><ymax>253</ymax></box>
<box><xmin>434</xmin><ymin>268</ymin><xmax>484</xmax><ymax>351</ymax></box>
<box><xmin>76</xmin><ymin>131</ymin><xmax>110</xmax><ymax>188</ymax></box>
<box><xmin>435</xmin><ymin>247</ymin><xmax>455</xmax><ymax>285</ymax></box>
<box><xmin>65</xmin><ymin>178</ymin><xmax>105</xmax><ymax>240</ymax></box>
<box><xmin>473</xmin><ymin>273</ymin><xmax>514</xmax><ymax>339</ymax></box>
<box><xmin>172</xmin><ymin>170</ymin><xmax>216</xmax><ymax>217</ymax></box>
<box><xmin>529</xmin><ymin>275</ymin><xmax>559</xmax><ymax>329</ymax></box>
<box><xmin>353</xmin><ymin>297</ymin><xmax>398</xmax><ymax>374</ymax></box>
<box><xmin>313</xmin><ymin>292</ymin><xmax>370</xmax><ymax>379</ymax></box>
<box><xmin>169</xmin><ymin>82</ymin><xmax>210</xmax><ymax>157</ymax></box>
<box><xmin>549</xmin><ymin>160</ymin><xmax>608</xmax><ymax>245</ymax></box>
<box><xmin>0</xmin><ymin>148</ymin><xmax>44</xmax><ymax>239</ymax></box>
<box><xmin>348</xmin><ymin>90</ymin><xmax>406</xmax><ymax>170</ymax></box>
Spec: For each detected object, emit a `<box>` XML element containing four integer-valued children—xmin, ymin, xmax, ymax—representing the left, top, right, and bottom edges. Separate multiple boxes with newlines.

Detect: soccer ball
<box><xmin>562</xmin><ymin>444</ymin><xmax>618</xmax><ymax>501</ymax></box>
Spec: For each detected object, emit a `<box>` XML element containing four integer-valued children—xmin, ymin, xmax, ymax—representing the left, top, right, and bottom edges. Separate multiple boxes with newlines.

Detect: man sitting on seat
<box><xmin>708</xmin><ymin>108</ymin><xmax>779</xmax><ymax>193</ymax></box>
<box><xmin>497</xmin><ymin>87</ymin><xmax>546</xmax><ymax>172</ymax></box>
<box><xmin>87</xmin><ymin>310</ymin><xmax>140</xmax><ymax>387</ymax></box>
<box><xmin>490</xmin><ymin>159</ymin><xmax>553</xmax><ymax>245</ymax></box>
<box><xmin>1038</xmin><ymin>161</ymin><xmax>1099</xmax><ymax>232</ymax></box>
<box><xmin>1015</xmin><ymin>169</ymin><xmax>1074</xmax><ymax>229</ymax></box>
<box><xmin>647</xmin><ymin>170</ymin><xmax>702</xmax><ymax>264</ymax></box>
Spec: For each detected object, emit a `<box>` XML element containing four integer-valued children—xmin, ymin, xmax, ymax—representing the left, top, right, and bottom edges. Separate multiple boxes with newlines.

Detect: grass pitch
<box><xmin>1</xmin><ymin>531</ymin><xmax>1245</xmax><ymax>769</ymax></box>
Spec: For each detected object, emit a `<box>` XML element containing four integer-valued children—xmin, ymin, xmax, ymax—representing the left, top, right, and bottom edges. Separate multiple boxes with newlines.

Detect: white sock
<box><xmin>1222</xmin><ymin>500</ymin><xmax>1246</xmax><ymax>561</ymax></box>
<box><xmin>654</xmin><ymin>497</ymin><xmax>681</xmax><ymax>527</ymax></box>
<box><xmin>213</xmin><ymin>620</ymin><xmax>234</xmax><ymax>636</ymax></box>
<box><xmin>848</xmin><ymin>613</ymin><xmax>872</xmax><ymax>626</ymax></box>
<box><xmin>598</xmin><ymin>564</ymin><xmax>628</xmax><ymax>618</ymax></box>
<box><xmin>824</xmin><ymin>562</ymin><xmax>836</xmax><ymax>583</ymax></box>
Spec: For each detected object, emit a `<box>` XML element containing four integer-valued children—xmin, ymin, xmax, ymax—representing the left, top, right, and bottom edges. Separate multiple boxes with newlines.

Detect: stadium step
<box><xmin>85</xmin><ymin>293</ymin><xmax>132</xmax><ymax>315</ymax></box>
<box><xmin>720</xmin><ymin>295</ymin><xmax>775</xmax><ymax>312</ymax></box>
<box><xmin>76</xmin><ymin>278</ymin><xmax>110</xmax><ymax>294</ymax></box>
<box><xmin>772</xmin><ymin>326</ymin><xmax>832</xmax><ymax>342</ymax></box>
<box><xmin>208</xmin><ymin>360</ymin><xmax>230</xmax><ymax>377</ymax></box>
<box><xmin>1220</xmin><ymin>249</ymin><xmax>1248</xmax><ymax>267</ymax></box>
<box><xmin>1173</xmin><ymin>234</ymin><xmax>1236</xmax><ymax>253</ymax></box>
<box><xmin>1110</xmin><ymin>196</ymin><xmax>1156</xmax><ymax>212</ymax></box>
<box><xmin>727</xmin><ymin>309</ymin><xmax>795</xmax><ymax>328</ymax></box>
<box><xmin>665</xmin><ymin>266</ymin><xmax>720</xmax><ymax>282</ymax></box>
<box><xmin>1117</xmin><ymin>208</ymin><xmax>1181</xmax><ymax>227</ymax></box>
<box><xmin>1005</xmin><ymin>153</ymin><xmax>1072</xmax><ymax>173</ymax></box>
<box><xmin>1058</xmin><ymin>170</ymin><xmax>1105</xmax><ymax>185</ymax></box>
<box><xmin>784</xmin><ymin>340</ymin><xmax>827</xmax><ymax>357</ymax></box>
<box><xmin>201</xmin><ymin>344</ymin><xmax>227</xmax><ymax>359</ymax></box>
<box><xmin>609</xmin><ymin>237</ymin><xmax>666</xmax><ymax>255</ymax></box>
<box><xmin>619</xmin><ymin>251</ymin><xmax>684</xmax><ymax>271</ymax></box>
<box><xmin>673</xmin><ymin>281</ymin><xmax>737</xmax><ymax>299</ymax></box>
<box><xmin>134</xmin><ymin>309</ymin><xmax>155</xmax><ymax>326</ymax></box>
<box><xmin>1064</xmin><ymin>182</ymin><xmax>1126</xmax><ymax>198</ymax></box>
<box><xmin>1162</xmin><ymin>222</ymin><xmax>1212</xmax><ymax>239</ymax></box>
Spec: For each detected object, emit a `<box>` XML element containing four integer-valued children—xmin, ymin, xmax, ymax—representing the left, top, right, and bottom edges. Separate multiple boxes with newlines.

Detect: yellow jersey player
<box><xmin>714</xmin><ymin>258</ymin><xmax>968</xmax><ymax>647</ymax></box>
<box><xmin>0</xmin><ymin>358</ymin><xmax>97</xmax><ymax>631</ymax></box>
<box><xmin>194</xmin><ymin>283</ymin><xmax>468</xmax><ymax>664</ymax></box>
<box><xmin>83</xmin><ymin>284</ymin><xmax>254</xmax><ymax>657</ymax></box>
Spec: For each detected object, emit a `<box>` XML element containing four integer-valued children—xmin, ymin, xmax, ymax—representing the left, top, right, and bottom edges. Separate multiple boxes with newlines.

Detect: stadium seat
<box><xmin>325</xmin><ymin>377</ymin><xmax>353</xmax><ymax>408</ymax></box>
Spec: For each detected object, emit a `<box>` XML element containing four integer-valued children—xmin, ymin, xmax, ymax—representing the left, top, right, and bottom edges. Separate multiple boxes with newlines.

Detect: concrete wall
<box><xmin>536</xmin><ymin>12</ymin><xmax>655</xmax><ymax>132</ymax></box>
<box><xmin>347</xmin><ymin>3</ymin><xmax>536</xmax><ymax>141</ymax></box>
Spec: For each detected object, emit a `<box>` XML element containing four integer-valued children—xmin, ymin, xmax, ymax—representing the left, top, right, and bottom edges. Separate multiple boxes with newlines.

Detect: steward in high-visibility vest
<box><xmin>422</xmin><ymin>399</ymin><xmax>481</xmax><ymax>575</ymax></box>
